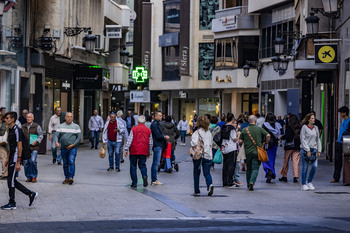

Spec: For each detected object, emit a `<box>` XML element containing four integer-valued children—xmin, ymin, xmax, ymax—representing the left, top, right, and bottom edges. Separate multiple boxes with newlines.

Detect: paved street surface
<box><xmin>1</xmin><ymin>136</ymin><xmax>350</xmax><ymax>232</ymax></box>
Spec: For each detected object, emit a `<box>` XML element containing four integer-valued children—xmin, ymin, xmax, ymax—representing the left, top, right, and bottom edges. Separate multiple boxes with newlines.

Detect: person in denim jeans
<box><xmin>21</xmin><ymin>113</ymin><xmax>43</xmax><ymax>183</ymax></box>
<box><xmin>48</xmin><ymin>107</ymin><xmax>62</xmax><ymax>164</ymax></box>
<box><xmin>151</xmin><ymin>111</ymin><xmax>169</xmax><ymax>185</ymax></box>
<box><xmin>103</xmin><ymin>112</ymin><xmax>126</xmax><ymax>172</ymax></box>
<box><xmin>88</xmin><ymin>110</ymin><xmax>104</xmax><ymax>149</ymax></box>
<box><xmin>191</xmin><ymin>116</ymin><xmax>214</xmax><ymax>196</ymax></box>
<box><xmin>177</xmin><ymin>116</ymin><xmax>189</xmax><ymax>145</ymax></box>
<box><xmin>300</xmin><ymin>113</ymin><xmax>321</xmax><ymax>191</ymax></box>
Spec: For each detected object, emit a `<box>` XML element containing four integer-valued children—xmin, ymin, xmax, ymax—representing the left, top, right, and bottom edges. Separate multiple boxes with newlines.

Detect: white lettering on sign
<box><xmin>143</xmin><ymin>52</ymin><xmax>150</xmax><ymax>70</ymax></box>
<box><xmin>106</xmin><ymin>25</ymin><xmax>122</xmax><ymax>38</ymax></box>
<box><xmin>180</xmin><ymin>46</ymin><xmax>188</xmax><ymax>70</ymax></box>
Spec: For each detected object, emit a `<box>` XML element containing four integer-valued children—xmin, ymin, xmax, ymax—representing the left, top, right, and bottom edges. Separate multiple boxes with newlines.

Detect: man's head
<box><xmin>277</xmin><ymin>115</ymin><xmax>282</xmax><ymax>120</ymax></box>
<box><xmin>128</xmin><ymin>110</ymin><xmax>132</xmax><ymax>116</ymax></box>
<box><xmin>55</xmin><ymin>107</ymin><xmax>62</xmax><ymax>116</ymax></box>
<box><xmin>93</xmin><ymin>110</ymin><xmax>98</xmax><ymax>116</ymax></box>
<box><xmin>117</xmin><ymin>110</ymin><xmax>123</xmax><ymax>118</ymax></box>
<box><xmin>65</xmin><ymin>112</ymin><xmax>73</xmax><ymax>124</ymax></box>
<box><xmin>248</xmin><ymin>115</ymin><xmax>257</xmax><ymax>124</ymax></box>
<box><xmin>4</xmin><ymin>111</ymin><xmax>17</xmax><ymax>126</ymax></box>
<box><xmin>26</xmin><ymin>113</ymin><xmax>34</xmax><ymax>124</ymax></box>
<box><xmin>182</xmin><ymin>116</ymin><xmax>186</xmax><ymax>121</ymax></box>
<box><xmin>165</xmin><ymin>115</ymin><xmax>172</xmax><ymax>122</ymax></box>
<box><xmin>110</xmin><ymin>113</ymin><xmax>116</xmax><ymax>123</ymax></box>
<box><xmin>255</xmin><ymin>113</ymin><xmax>261</xmax><ymax>118</ymax></box>
<box><xmin>226</xmin><ymin>113</ymin><xmax>234</xmax><ymax>123</ymax></box>
<box><xmin>138</xmin><ymin>115</ymin><xmax>146</xmax><ymax>124</ymax></box>
<box><xmin>338</xmin><ymin>106</ymin><xmax>349</xmax><ymax>118</ymax></box>
<box><xmin>155</xmin><ymin>111</ymin><xmax>162</xmax><ymax>121</ymax></box>
<box><xmin>0</xmin><ymin>107</ymin><xmax>6</xmax><ymax>116</ymax></box>
<box><xmin>22</xmin><ymin>109</ymin><xmax>28</xmax><ymax>118</ymax></box>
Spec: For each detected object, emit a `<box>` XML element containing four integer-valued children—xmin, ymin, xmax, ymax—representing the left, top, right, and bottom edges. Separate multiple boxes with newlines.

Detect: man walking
<box><xmin>331</xmin><ymin>106</ymin><xmax>350</xmax><ymax>183</ymax></box>
<box><xmin>1</xmin><ymin>112</ymin><xmax>38</xmax><ymax>210</ymax></box>
<box><xmin>102</xmin><ymin>111</ymin><xmax>126</xmax><ymax>172</ymax></box>
<box><xmin>18</xmin><ymin>109</ymin><xmax>28</xmax><ymax>125</ymax></box>
<box><xmin>117</xmin><ymin>110</ymin><xmax>128</xmax><ymax>164</ymax></box>
<box><xmin>88</xmin><ymin>110</ymin><xmax>104</xmax><ymax>149</ymax></box>
<box><xmin>239</xmin><ymin>115</ymin><xmax>270</xmax><ymax>191</ymax></box>
<box><xmin>124</xmin><ymin>116</ymin><xmax>153</xmax><ymax>187</ymax></box>
<box><xmin>54</xmin><ymin>112</ymin><xmax>81</xmax><ymax>185</ymax></box>
<box><xmin>48</xmin><ymin>107</ymin><xmax>63</xmax><ymax>164</ymax></box>
<box><xmin>124</xmin><ymin>110</ymin><xmax>135</xmax><ymax>134</ymax></box>
<box><xmin>22</xmin><ymin>113</ymin><xmax>43</xmax><ymax>183</ymax></box>
<box><xmin>150</xmin><ymin>111</ymin><xmax>169</xmax><ymax>185</ymax></box>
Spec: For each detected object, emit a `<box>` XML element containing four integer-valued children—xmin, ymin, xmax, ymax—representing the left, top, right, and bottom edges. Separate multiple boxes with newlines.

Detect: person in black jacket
<box><xmin>124</xmin><ymin>110</ymin><xmax>135</xmax><ymax>134</ymax></box>
<box><xmin>150</xmin><ymin>111</ymin><xmax>169</xmax><ymax>185</ymax></box>
<box><xmin>262</xmin><ymin>113</ymin><xmax>281</xmax><ymax>183</ymax></box>
<box><xmin>279</xmin><ymin>114</ymin><xmax>301</xmax><ymax>183</ymax></box>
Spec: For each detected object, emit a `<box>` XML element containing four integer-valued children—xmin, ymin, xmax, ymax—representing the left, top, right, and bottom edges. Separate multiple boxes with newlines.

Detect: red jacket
<box><xmin>130</xmin><ymin>123</ymin><xmax>152</xmax><ymax>155</ymax></box>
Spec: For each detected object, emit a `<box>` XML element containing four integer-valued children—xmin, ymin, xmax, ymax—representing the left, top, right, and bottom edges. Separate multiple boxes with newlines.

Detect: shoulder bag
<box><xmin>246</xmin><ymin>127</ymin><xmax>268</xmax><ymax>162</ymax></box>
<box><xmin>189</xmin><ymin>131</ymin><xmax>204</xmax><ymax>160</ymax></box>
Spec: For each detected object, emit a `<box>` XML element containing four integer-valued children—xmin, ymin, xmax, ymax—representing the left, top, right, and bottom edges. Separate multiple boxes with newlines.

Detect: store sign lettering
<box><xmin>180</xmin><ymin>46</ymin><xmax>189</xmax><ymax>70</ymax></box>
<box><xmin>143</xmin><ymin>51</ymin><xmax>150</xmax><ymax>70</ymax></box>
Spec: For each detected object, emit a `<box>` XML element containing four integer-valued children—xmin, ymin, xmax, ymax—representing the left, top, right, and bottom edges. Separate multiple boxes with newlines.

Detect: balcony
<box><xmin>248</xmin><ymin>0</ymin><xmax>292</xmax><ymax>13</ymax></box>
<box><xmin>104</xmin><ymin>0</ymin><xmax>130</xmax><ymax>28</ymax></box>
<box><xmin>108</xmin><ymin>63</ymin><xmax>129</xmax><ymax>86</ymax></box>
<box><xmin>212</xmin><ymin>69</ymin><xmax>257</xmax><ymax>89</ymax></box>
<box><xmin>212</xmin><ymin>6</ymin><xmax>259</xmax><ymax>33</ymax></box>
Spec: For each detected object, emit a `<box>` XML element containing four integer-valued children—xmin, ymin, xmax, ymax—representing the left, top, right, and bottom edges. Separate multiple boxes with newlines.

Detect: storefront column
<box><xmin>79</xmin><ymin>90</ymin><xmax>84</xmax><ymax>143</ymax></box>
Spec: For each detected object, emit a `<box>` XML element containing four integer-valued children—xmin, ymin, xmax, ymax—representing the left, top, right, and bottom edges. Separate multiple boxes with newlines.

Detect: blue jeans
<box><xmin>234</xmin><ymin>160</ymin><xmax>241</xmax><ymax>183</ymax></box>
<box><xmin>180</xmin><ymin>131</ymin><xmax>186</xmax><ymax>143</ymax></box>
<box><xmin>193</xmin><ymin>158</ymin><xmax>213</xmax><ymax>194</ymax></box>
<box><xmin>108</xmin><ymin>140</ymin><xmax>122</xmax><ymax>169</ymax></box>
<box><xmin>152</xmin><ymin>147</ymin><xmax>163</xmax><ymax>182</ymax></box>
<box><xmin>23</xmin><ymin>150</ymin><xmax>38</xmax><ymax>179</ymax></box>
<box><xmin>51</xmin><ymin>136</ymin><xmax>61</xmax><ymax>163</ymax></box>
<box><xmin>301</xmin><ymin>148</ymin><xmax>318</xmax><ymax>185</ymax></box>
<box><xmin>61</xmin><ymin>148</ymin><xmax>77</xmax><ymax>179</ymax></box>
<box><xmin>130</xmin><ymin>155</ymin><xmax>147</xmax><ymax>186</ymax></box>
<box><xmin>91</xmin><ymin>130</ymin><xmax>100</xmax><ymax>148</ymax></box>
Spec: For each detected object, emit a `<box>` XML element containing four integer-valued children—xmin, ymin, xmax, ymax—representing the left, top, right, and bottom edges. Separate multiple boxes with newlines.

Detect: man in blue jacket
<box><xmin>150</xmin><ymin>111</ymin><xmax>169</xmax><ymax>185</ymax></box>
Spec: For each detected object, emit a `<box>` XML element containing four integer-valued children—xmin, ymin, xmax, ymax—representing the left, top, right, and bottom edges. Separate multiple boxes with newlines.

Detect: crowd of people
<box><xmin>0</xmin><ymin>105</ymin><xmax>349</xmax><ymax>210</ymax></box>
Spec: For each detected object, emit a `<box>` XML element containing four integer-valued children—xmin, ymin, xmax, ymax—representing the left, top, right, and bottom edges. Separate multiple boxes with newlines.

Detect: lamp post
<box><xmin>119</xmin><ymin>47</ymin><xmax>129</xmax><ymax>65</ymax></box>
<box><xmin>322</xmin><ymin>0</ymin><xmax>338</xmax><ymax>13</ymax></box>
<box><xmin>83</xmin><ymin>31</ymin><xmax>96</xmax><ymax>51</ymax></box>
<box><xmin>274</xmin><ymin>37</ymin><xmax>285</xmax><ymax>55</ymax></box>
<box><xmin>243</xmin><ymin>64</ymin><xmax>250</xmax><ymax>78</ymax></box>
<box><xmin>305</xmin><ymin>12</ymin><xmax>320</xmax><ymax>35</ymax></box>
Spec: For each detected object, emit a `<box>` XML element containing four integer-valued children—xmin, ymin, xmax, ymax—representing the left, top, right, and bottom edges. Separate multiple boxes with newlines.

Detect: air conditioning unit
<box><xmin>104</xmin><ymin>37</ymin><xmax>110</xmax><ymax>52</ymax></box>
<box><xmin>95</xmin><ymin>35</ymin><xmax>105</xmax><ymax>51</ymax></box>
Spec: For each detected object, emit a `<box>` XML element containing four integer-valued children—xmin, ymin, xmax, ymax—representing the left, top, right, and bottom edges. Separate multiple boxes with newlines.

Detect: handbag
<box><xmin>0</xmin><ymin>125</ymin><xmax>8</xmax><ymax>146</ymax></box>
<box><xmin>213</xmin><ymin>149</ymin><xmax>222</xmax><ymax>164</ymax></box>
<box><xmin>99</xmin><ymin>146</ymin><xmax>106</xmax><ymax>159</ymax></box>
<box><xmin>189</xmin><ymin>131</ymin><xmax>204</xmax><ymax>160</ymax></box>
<box><xmin>303</xmin><ymin>149</ymin><xmax>317</xmax><ymax>162</ymax></box>
<box><xmin>246</xmin><ymin>128</ymin><xmax>268</xmax><ymax>162</ymax></box>
<box><xmin>284</xmin><ymin>141</ymin><xmax>295</xmax><ymax>150</ymax></box>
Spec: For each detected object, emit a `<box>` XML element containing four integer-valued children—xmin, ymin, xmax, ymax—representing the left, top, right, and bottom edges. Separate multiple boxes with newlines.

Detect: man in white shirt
<box><xmin>88</xmin><ymin>110</ymin><xmax>104</xmax><ymax>149</ymax></box>
<box><xmin>255</xmin><ymin>113</ymin><xmax>265</xmax><ymax>128</ymax></box>
<box><xmin>48</xmin><ymin>107</ymin><xmax>62</xmax><ymax>164</ymax></box>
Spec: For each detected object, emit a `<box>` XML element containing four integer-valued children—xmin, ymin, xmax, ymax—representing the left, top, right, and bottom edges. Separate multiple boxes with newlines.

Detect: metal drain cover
<box><xmin>209</xmin><ymin>210</ymin><xmax>253</xmax><ymax>214</ymax></box>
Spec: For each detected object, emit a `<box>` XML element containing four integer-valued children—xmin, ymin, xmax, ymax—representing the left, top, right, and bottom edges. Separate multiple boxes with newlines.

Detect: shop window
<box><xmin>164</xmin><ymin>0</ymin><xmax>180</xmax><ymax>33</ymax></box>
<box><xmin>242</xmin><ymin>93</ymin><xmax>259</xmax><ymax>115</ymax></box>
<box><xmin>215</xmin><ymin>39</ymin><xmax>238</xmax><ymax>69</ymax></box>
<box><xmin>199</xmin><ymin>0</ymin><xmax>219</xmax><ymax>30</ymax></box>
<box><xmin>162</xmin><ymin>46</ymin><xmax>180</xmax><ymax>81</ymax></box>
<box><xmin>198</xmin><ymin>98</ymin><xmax>219</xmax><ymax>117</ymax></box>
<box><xmin>224</xmin><ymin>0</ymin><xmax>242</xmax><ymax>8</ymax></box>
<box><xmin>238</xmin><ymin>36</ymin><xmax>259</xmax><ymax>67</ymax></box>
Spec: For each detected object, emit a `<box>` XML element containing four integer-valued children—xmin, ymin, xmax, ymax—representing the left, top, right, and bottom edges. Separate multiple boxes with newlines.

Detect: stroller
<box><xmin>158</xmin><ymin>142</ymin><xmax>179</xmax><ymax>173</ymax></box>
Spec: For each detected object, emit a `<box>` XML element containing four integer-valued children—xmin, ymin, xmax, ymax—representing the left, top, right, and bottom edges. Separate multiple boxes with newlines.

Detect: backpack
<box><xmin>21</xmin><ymin>130</ymin><xmax>32</xmax><ymax>160</ymax></box>
<box><xmin>221</xmin><ymin>124</ymin><xmax>235</xmax><ymax>140</ymax></box>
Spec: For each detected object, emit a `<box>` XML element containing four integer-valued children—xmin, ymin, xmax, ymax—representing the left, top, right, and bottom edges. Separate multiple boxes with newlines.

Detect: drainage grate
<box><xmin>209</xmin><ymin>210</ymin><xmax>253</xmax><ymax>215</ymax></box>
<box><xmin>315</xmin><ymin>192</ymin><xmax>350</xmax><ymax>195</ymax></box>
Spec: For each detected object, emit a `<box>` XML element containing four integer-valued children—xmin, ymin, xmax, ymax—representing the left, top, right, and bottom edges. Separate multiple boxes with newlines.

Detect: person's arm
<box><xmin>174</xmin><ymin>127</ymin><xmax>180</xmax><ymax>139</ymax></box>
<box><xmin>190</xmin><ymin>131</ymin><xmax>198</xmax><ymax>147</ymax></box>
<box><xmin>35</xmin><ymin>125</ymin><xmax>44</xmax><ymax>144</ymax></box>
<box><xmin>118</xmin><ymin>119</ymin><xmax>126</xmax><ymax>135</ymax></box>
<box><xmin>99</xmin><ymin>117</ymin><xmax>104</xmax><ymax>131</ymax></box>
<box><xmin>102</xmin><ymin>122</ymin><xmax>108</xmax><ymax>144</ymax></box>
<box><xmin>151</xmin><ymin>123</ymin><xmax>165</xmax><ymax>141</ymax></box>
<box><xmin>71</xmin><ymin>126</ymin><xmax>82</xmax><ymax>148</ymax></box>
<box><xmin>124</xmin><ymin>131</ymin><xmax>134</xmax><ymax>157</ymax></box>
<box><xmin>316</xmin><ymin>126</ymin><xmax>322</xmax><ymax>154</ymax></box>
<box><xmin>148</xmin><ymin>134</ymin><xmax>153</xmax><ymax>156</ymax></box>
<box><xmin>16</xmin><ymin>128</ymin><xmax>22</xmax><ymax>171</ymax></box>
<box><xmin>88</xmin><ymin>117</ymin><xmax>92</xmax><ymax>131</ymax></box>
<box><xmin>238</xmin><ymin>129</ymin><xmax>245</xmax><ymax>145</ymax></box>
<box><xmin>300</xmin><ymin>126</ymin><xmax>310</xmax><ymax>152</ymax></box>
<box><xmin>48</xmin><ymin>117</ymin><xmax>53</xmax><ymax>139</ymax></box>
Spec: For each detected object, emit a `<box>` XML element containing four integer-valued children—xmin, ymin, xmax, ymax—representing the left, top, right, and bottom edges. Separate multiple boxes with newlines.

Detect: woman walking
<box><xmin>190</xmin><ymin>116</ymin><xmax>214</xmax><ymax>196</ymax></box>
<box><xmin>161</xmin><ymin>116</ymin><xmax>180</xmax><ymax>172</ymax></box>
<box><xmin>262</xmin><ymin>113</ymin><xmax>281</xmax><ymax>183</ymax></box>
<box><xmin>300</xmin><ymin>113</ymin><xmax>321</xmax><ymax>191</ymax></box>
<box><xmin>209</xmin><ymin>116</ymin><xmax>220</xmax><ymax>169</ymax></box>
<box><xmin>177</xmin><ymin>116</ymin><xmax>189</xmax><ymax>146</ymax></box>
<box><xmin>279</xmin><ymin>114</ymin><xmax>301</xmax><ymax>183</ymax></box>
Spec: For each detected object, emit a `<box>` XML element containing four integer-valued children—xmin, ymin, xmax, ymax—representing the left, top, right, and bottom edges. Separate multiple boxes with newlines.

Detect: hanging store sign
<box><xmin>315</xmin><ymin>44</ymin><xmax>338</xmax><ymax>64</ymax></box>
<box><xmin>132</xmin><ymin>66</ymin><xmax>148</xmax><ymax>83</ymax></box>
<box><xmin>179</xmin><ymin>0</ymin><xmax>190</xmax><ymax>75</ymax></box>
<box><xmin>106</xmin><ymin>25</ymin><xmax>122</xmax><ymax>38</ymax></box>
<box><xmin>130</xmin><ymin>90</ymin><xmax>151</xmax><ymax>103</ymax></box>
<box><xmin>73</xmin><ymin>67</ymin><xmax>107</xmax><ymax>90</ymax></box>
<box><xmin>179</xmin><ymin>90</ymin><xmax>187</xmax><ymax>99</ymax></box>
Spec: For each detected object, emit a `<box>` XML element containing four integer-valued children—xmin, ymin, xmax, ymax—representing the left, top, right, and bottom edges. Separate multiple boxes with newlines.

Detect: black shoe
<box><xmin>143</xmin><ymin>176</ymin><xmax>148</xmax><ymax>187</ymax></box>
<box><xmin>174</xmin><ymin>163</ymin><xmax>179</xmax><ymax>172</ymax></box>
<box><xmin>53</xmin><ymin>159</ymin><xmax>56</xmax><ymax>164</ymax></box>
<box><xmin>116</xmin><ymin>168</ymin><xmax>121</xmax><ymax>172</ymax></box>
<box><xmin>248</xmin><ymin>182</ymin><xmax>254</xmax><ymax>191</ymax></box>
<box><xmin>166</xmin><ymin>168</ymin><xmax>172</xmax><ymax>173</ymax></box>
<box><xmin>266</xmin><ymin>177</ymin><xmax>272</xmax><ymax>183</ymax></box>
<box><xmin>293</xmin><ymin>177</ymin><xmax>299</xmax><ymax>183</ymax></box>
<box><xmin>90</xmin><ymin>146</ymin><xmax>94</xmax><ymax>149</ymax></box>
<box><xmin>1</xmin><ymin>203</ymin><xmax>16</xmax><ymax>210</ymax></box>
<box><xmin>95</xmin><ymin>147</ymin><xmax>98</xmax><ymax>149</ymax></box>
<box><xmin>107</xmin><ymin>167</ymin><xmax>113</xmax><ymax>171</ymax></box>
<box><xmin>68</xmin><ymin>178</ymin><xmax>74</xmax><ymax>185</ymax></box>
<box><xmin>279</xmin><ymin>177</ymin><xmax>288</xmax><ymax>182</ymax></box>
<box><xmin>131</xmin><ymin>184</ymin><xmax>137</xmax><ymax>188</ymax></box>
<box><xmin>29</xmin><ymin>192</ymin><xmax>38</xmax><ymax>206</ymax></box>
<box><xmin>57</xmin><ymin>162</ymin><xmax>62</xmax><ymax>165</ymax></box>
<box><xmin>121</xmin><ymin>159</ymin><xmax>125</xmax><ymax>163</ymax></box>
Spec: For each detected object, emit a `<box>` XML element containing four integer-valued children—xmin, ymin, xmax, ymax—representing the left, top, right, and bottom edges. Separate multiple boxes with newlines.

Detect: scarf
<box><xmin>263</xmin><ymin>122</ymin><xmax>280</xmax><ymax>138</ymax></box>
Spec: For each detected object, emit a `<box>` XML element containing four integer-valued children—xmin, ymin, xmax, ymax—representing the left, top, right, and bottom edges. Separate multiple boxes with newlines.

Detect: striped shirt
<box><xmin>54</xmin><ymin>122</ymin><xmax>82</xmax><ymax>149</ymax></box>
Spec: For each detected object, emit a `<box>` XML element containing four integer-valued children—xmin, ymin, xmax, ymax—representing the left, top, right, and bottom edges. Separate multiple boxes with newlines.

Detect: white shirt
<box><xmin>48</xmin><ymin>114</ymin><xmax>60</xmax><ymax>133</ymax></box>
<box><xmin>221</xmin><ymin>127</ymin><xmax>238</xmax><ymax>154</ymax></box>
<box><xmin>177</xmin><ymin>120</ymin><xmax>189</xmax><ymax>132</ymax></box>
<box><xmin>88</xmin><ymin>115</ymin><xmax>104</xmax><ymax>131</ymax></box>
<box><xmin>256</xmin><ymin>117</ymin><xmax>265</xmax><ymax>128</ymax></box>
<box><xmin>191</xmin><ymin>128</ymin><xmax>213</xmax><ymax>160</ymax></box>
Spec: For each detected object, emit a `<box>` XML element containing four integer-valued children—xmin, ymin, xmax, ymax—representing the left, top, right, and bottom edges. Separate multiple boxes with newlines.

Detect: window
<box><xmin>242</xmin><ymin>93</ymin><xmax>259</xmax><ymax>115</ymax></box>
<box><xmin>198</xmin><ymin>98</ymin><xmax>219</xmax><ymax>117</ymax></box>
<box><xmin>199</xmin><ymin>43</ymin><xmax>215</xmax><ymax>80</ymax></box>
<box><xmin>199</xmin><ymin>0</ymin><xmax>219</xmax><ymax>30</ymax></box>
<box><xmin>164</xmin><ymin>0</ymin><xmax>180</xmax><ymax>33</ymax></box>
<box><xmin>215</xmin><ymin>38</ymin><xmax>238</xmax><ymax>69</ymax></box>
<box><xmin>346</xmin><ymin>58</ymin><xmax>350</xmax><ymax>107</ymax></box>
<box><xmin>225</xmin><ymin>0</ymin><xmax>242</xmax><ymax>8</ymax></box>
<box><xmin>162</xmin><ymin>46</ymin><xmax>180</xmax><ymax>81</ymax></box>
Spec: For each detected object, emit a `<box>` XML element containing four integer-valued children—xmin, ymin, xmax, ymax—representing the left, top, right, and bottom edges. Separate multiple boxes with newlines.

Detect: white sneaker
<box><xmin>151</xmin><ymin>180</ymin><xmax>164</xmax><ymax>186</ymax></box>
<box><xmin>301</xmin><ymin>185</ymin><xmax>309</xmax><ymax>191</ymax></box>
<box><xmin>307</xmin><ymin>183</ymin><xmax>315</xmax><ymax>190</ymax></box>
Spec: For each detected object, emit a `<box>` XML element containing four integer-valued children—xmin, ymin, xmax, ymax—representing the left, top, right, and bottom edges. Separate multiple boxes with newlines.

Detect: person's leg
<box><xmin>68</xmin><ymin>148</ymin><xmax>77</xmax><ymax>179</ymax></box>
<box><xmin>234</xmin><ymin>159</ymin><xmax>241</xmax><ymax>183</ymax></box>
<box><xmin>308</xmin><ymin>158</ymin><xmax>318</xmax><ymax>183</ymax></box>
<box><xmin>222</xmin><ymin>153</ymin><xmax>229</xmax><ymax>186</ymax></box>
<box><xmin>171</xmin><ymin>149</ymin><xmax>175</xmax><ymax>162</ymax></box>
<box><xmin>202</xmin><ymin>158</ymin><xmax>213</xmax><ymax>189</ymax></box>
<box><xmin>193</xmin><ymin>159</ymin><xmax>201</xmax><ymax>194</ymax></box>
<box><xmin>95</xmin><ymin>131</ymin><xmax>100</xmax><ymax>148</ymax></box>
<box><xmin>7</xmin><ymin>162</ymin><xmax>17</xmax><ymax>204</ymax></box>
<box><xmin>300</xmin><ymin>149</ymin><xmax>308</xmax><ymax>185</ymax></box>
<box><xmin>51</xmin><ymin>138</ymin><xmax>57</xmax><ymax>161</ymax></box>
<box><xmin>129</xmin><ymin>155</ymin><xmax>138</xmax><ymax>185</ymax></box>
<box><xmin>280</xmin><ymin>150</ymin><xmax>292</xmax><ymax>177</ymax></box>
<box><xmin>61</xmin><ymin>149</ymin><xmax>69</xmax><ymax>179</ymax></box>
<box><xmin>91</xmin><ymin>131</ymin><xmax>95</xmax><ymax>148</ymax></box>
<box><xmin>115</xmin><ymin>142</ymin><xmax>122</xmax><ymax>170</ymax></box>
<box><xmin>23</xmin><ymin>159</ymin><xmax>31</xmax><ymax>180</ymax></box>
<box><xmin>292</xmin><ymin>150</ymin><xmax>300</xmax><ymax>178</ymax></box>
<box><xmin>250</xmin><ymin>156</ymin><xmax>261</xmax><ymax>185</ymax></box>
<box><xmin>107</xmin><ymin>140</ymin><xmax>114</xmax><ymax>169</ymax></box>
<box><xmin>138</xmin><ymin>155</ymin><xmax>148</xmax><ymax>179</ymax></box>
<box><xmin>227</xmin><ymin>151</ymin><xmax>236</xmax><ymax>185</ymax></box>
<box><xmin>0</xmin><ymin>147</ymin><xmax>8</xmax><ymax>177</ymax></box>
<box><xmin>151</xmin><ymin>147</ymin><xmax>162</xmax><ymax>182</ymax></box>
<box><xmin>333</xmin><ymin>142</ymin><xmax>343</xmax><ymax>181</ymax></box>
<box><xmin>57</xmin><ymin>139</ymin><xmax>62</xmax><ymax>164</ymax></box>
<box><xmin>245</xmin><ymin>155</ymin><xmax>252</xmax><ymax>188</ymax></box>
<box><xmin>31</xmin><ymin>150</ymin><xmax>38</xmax><ymax>179</ymax></box>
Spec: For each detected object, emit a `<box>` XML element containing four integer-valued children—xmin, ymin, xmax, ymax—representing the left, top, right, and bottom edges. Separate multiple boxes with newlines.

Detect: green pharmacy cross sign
<box><xmin>132</xmin><ymin>66</ymin><xmax>148</xmax><ymax>83</ymax></box>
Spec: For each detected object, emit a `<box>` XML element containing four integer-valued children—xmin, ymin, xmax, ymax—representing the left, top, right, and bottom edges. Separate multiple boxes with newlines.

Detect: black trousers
<box><xmin>333</xmin><ymin>142</ymin><xmax>343</xmax><ymax>181</ymax></box>
<box><xmin>222</xmin><ymin>150</ymin><xmax>237</xmax><ymax>186</ymax></box>
<box><xmin>7</xmin><ymin>162</ymin><xmax>32</xmax><ymax>204</ymax></box>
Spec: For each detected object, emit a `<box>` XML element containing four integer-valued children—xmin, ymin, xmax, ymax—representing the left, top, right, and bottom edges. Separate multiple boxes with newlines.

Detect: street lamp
<box><xmin>271</xmin><ymin>56</ymin><xmax>281</xmax><ymax>72</ymax></box>
<box><xmin>274</xmin><ymin>37</ymin><xmax>285</xmax><ymax>55</ymax></box>
<box><xmin>305</xmin><ymin>12</ymin><xmax>320</xmax><ymax>35</ymax></box>
<box><xmin>83</xmin><ymin>31</ymin><xmax>96</xmax><ymax>51</ymax></box>
<box><xmin>322</xmin><ymin>0</ymin><xmax>338</xmax><ymax>13</ymax></box>
<box><xmin>281</xmin><ymin>56</ymin><xmax>289</xmax><ymax>71</ymax></box>
<box><xmin>243</xmin><ymin>64</ymin><xmax>250</xmax><ymax>77</ymax></box>
<box><xmin>119</xmin><ymin>47</ymin><xmax>129</xmax><ymax>65</ymax></box>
